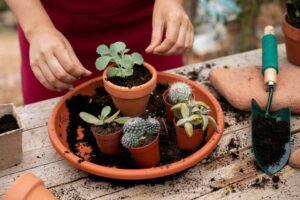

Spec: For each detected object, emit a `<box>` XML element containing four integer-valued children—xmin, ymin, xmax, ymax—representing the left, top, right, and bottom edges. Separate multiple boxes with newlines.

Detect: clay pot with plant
<box><xmin>121</xmin><ymin>117</ymin><xmax>160</xmax><ymax>168</ymax></box>
<box><xmin>163</xmin><ymin>82</ymin><xmax>193</xmax><ymax>122</ymax></box>
<box><xmin>171</xmin><ymin>99</ymin><xmax>218</xmax><ymax>151</ymax></box>
<box><xmin>282</xmin><ymin>0</ymin><xmax>300</xmax><ymax>65</ymax></box>
<box><xmin>95</xmin><ymin>41</ymin><xmax>157</xmax><ymax>117</ymax></box>
<box><xmin>79</xmin><ymin>106</ymin><xmax>129</xmax><ymax>155</ymax></box>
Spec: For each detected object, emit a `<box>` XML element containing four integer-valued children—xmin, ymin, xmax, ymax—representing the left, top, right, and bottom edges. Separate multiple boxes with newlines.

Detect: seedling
<box><xmin>79</xmin><ymin>106</ymin><xmax>129</xmax><ymax>126</ymax></box>
<box><xmin>95</xmin><ymin>41</ymin><xmax>144</xmax><ymax>78</ymax></box>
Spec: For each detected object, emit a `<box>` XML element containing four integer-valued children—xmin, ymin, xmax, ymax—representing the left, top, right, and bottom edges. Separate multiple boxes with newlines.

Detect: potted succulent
<box><xmin>162</xmin><ymin>82</ymin><xmax>193</xmax><ymax>121</ymax></box>
<box><xmin>95</xmin><ymin>41</ymin><xmax>157</xmax><ymax>117</ymax></box>
<box><xmin>171</xmin><ymin>99</ymin><xmax>218</xmax><ymax>151</ymax></box>
<box><xmin>282</xmin><ymin>0</ymin><xmax>300</xmax><ymax>65</ymax></box>
<box><xmin>0</xmin><ymin>104</ymin><xmax>23</xmax><ymax>170</ymax></box>
<box><xmin>79</xmin><ymin>106</ymin><xmax>129</xmax><ymax>155</ymax></box>
<box><xmin>121</xmin><ymin>117</ymin><xmax>160</xmax><ymax>168</ymax></box>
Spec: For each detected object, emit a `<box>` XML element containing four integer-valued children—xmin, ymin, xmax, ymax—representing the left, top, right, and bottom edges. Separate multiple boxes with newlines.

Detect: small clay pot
<box><xmin>103</xmin><ymin>62</ymin><xmax>157</xmax><ymax>117</ymax></box>
<box><xmin>128</xmin><ymin>134</ymin><xmax>160</xmax><ymax>168</ymax></box>
<box><xmin>3</xmin><ymin>173</ymin><xmax>58</xmax><ymax>200</ymax></box>
<box><xmin>173</xmin><ymin>118</ymin><xmax>204</xmax><ymax>151</ymax></box>
<box><xmin>162</xmin><ymin>90</ymin><xmax>174</xmax><ymax>122</ymax></box>
<box><xmin>90</xmin><ymin>126</ymin><xmax>123</xmax><ymax>155</ymax></box>
<box><xmin>282</xmin><ymin>13</ymin><xmax>300</xmax><ymax>66</ymax></box>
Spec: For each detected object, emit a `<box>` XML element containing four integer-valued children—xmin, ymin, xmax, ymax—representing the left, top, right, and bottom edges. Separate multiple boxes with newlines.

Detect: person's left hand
<box><xmin>145</xmin><ymin>0</ymin><xmax>194</xmax><ymax>55</ymax></box>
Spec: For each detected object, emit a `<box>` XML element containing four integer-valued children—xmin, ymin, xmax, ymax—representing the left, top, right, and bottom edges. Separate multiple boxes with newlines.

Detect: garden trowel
<box><xmin>251</xmin><ymin>26</ymin><xmax>291</xmax><ymax>175</ymax></box>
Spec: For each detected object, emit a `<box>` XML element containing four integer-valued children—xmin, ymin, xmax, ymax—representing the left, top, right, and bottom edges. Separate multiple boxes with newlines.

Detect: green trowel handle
<box><xmin>262</xmin><ymin>34</ymin><xmax>278</xmax><ymax>75</ymax></box>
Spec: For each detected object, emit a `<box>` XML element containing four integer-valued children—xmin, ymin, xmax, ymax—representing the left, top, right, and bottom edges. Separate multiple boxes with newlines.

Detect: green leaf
<box><xmin>107</xmin><ymin>67</ymin><xmax>120</xmax><ymax>77</ymax></box>
<box><xmin>110</xmin><ymin>41</ymin><xmax>126</xmax><ymax>53</ymax></box>
<box><xmin>123</xmin><ymin>49</ymin><xmax>130</xmax><ymax>53</ymax></box>
<box><xmin>194</xmin><ymin>101</ymin><xmax>210</xmax><ymax>109</ymax></box>
<box><xmin>79</xmin><ymin>112</ymin><xmax>102</xmax><ymax>125</ymax></box>
<box><xmin>202</xmin><ymin>115</ymin><xmax>208</xmax><ymax>131</ymax></box>
<box><xmin>119</xmin><ymin>55</ymin><xmax>133</xmax><ymax>69</ymax></box>
<box><xmin>296</xmin><ymin>9</ymin><xmax>300</xmax><ymax>18</ymax></box>
<box><xmin>176</xmin><ymin>118</ymin><xmax>188</xmax><ymax>127</ymax></box>
<box><xmin>112</xmin><ymin>54</ymin><xmax>122</xmax><ymax>65</ymax></box>
<box><xmin>171</xmin><ymin>103</ymin><xmax>183</xmax><ymax>111</ymax></box>
<box><xmin>105</xmin><ymin>110</ymin><xmax>120</xmax><ymax>123</ymax></box>
<box><xmin>131</xmin><ymin>53</ymin><xmax>144</xmax><ymax>65</ymax></box>
<box><xmin>122</xmin><ymin>68</ymin><xmax>134</xmax><ymax>77</ymax></box>
<box><xmin>184</xmin><ymin>123</ymin><xmax>194</xmax><ymax>137</ymax></box>
<box><xmin>96</xmin><ymin>44</ymin><xmax>110</xmax><ymax>56</ymax></box>
<box><xmin>114</xmin><ymin>117</ymin><xmax>130</xmax><ymax>124</ymax></box>
<box><xmin>208</xmin><ymin>116</ymin><xmax>219</xmax><ymax>133</ymax></box>
<box><xmin>95</xmin><ymin>56</ymin><xmax>111</xmax><ymax>71</ymax></box>
<box><xmin>180</xmin><ymin>103</ymin><xmax>190</xmax><ymax>119</ymax></box>
<box><xmin>101</xmin><ymin>106</ymin><xmax>111</xmax><ymax>119</ymax></box>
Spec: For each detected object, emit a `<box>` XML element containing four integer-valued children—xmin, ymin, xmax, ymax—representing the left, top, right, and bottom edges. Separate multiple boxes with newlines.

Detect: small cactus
<box><xmin>168</xmin><ymin>82</ymin><xmax>192</xmax><ymax>104</ymax></box>
<box><xmin>123</xmin><ymin>117</ymin><xmax>147</xmax><ymax>137</ymax></box>
<box><xmin>121</xmin><ymin>133</ymin><xmax>140</xmax><ymax>148</ymax></box>
<box><xmin>145</xmin><ymin>117</ymin><xmax>160</xmax><ymax>135</ymax></box>
<box><xmin>121</xmin><ymin>117</ymin><xmax>161</xmax><ymax>148</ymax></box>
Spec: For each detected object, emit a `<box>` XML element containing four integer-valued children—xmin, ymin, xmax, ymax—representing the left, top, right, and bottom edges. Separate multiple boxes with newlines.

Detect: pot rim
<box><xmin>103</xmin><ymin>62</ymin><xmax>157</xmax><ymax>91</ymax></box>
<box><xmin>282</xmin><ymin>13</ymin><xmax>300</xmax><ymax>41</ymax></box>
<box><xmin>48</xmin><ymin>72</ymin><xmax>224</xmax><ymax>180</ymax></box>
<box><xmin>128</xmin><ymin>132</ymin><xmax>159</xmax><ymax>151</ymax></box>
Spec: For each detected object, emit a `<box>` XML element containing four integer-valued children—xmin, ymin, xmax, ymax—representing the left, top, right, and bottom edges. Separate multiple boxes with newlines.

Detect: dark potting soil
<box><xmin>0</xmin><ymin>114</ymin><xmax>19</xmax><ymax>134</ymax></box>
<box><xmin>91</xmin><ymin>123</ymin><xmax>122</xmax><ymax>135</ymax></box>
<box><xmin>65</xmin><ymin>83</ymin><xmax>198</xmax><ymax>169</ymax></box>
<box><xmin>286</xmin><ymin>3</ymin><xmax>300</xmax><ymax>29</ymax></box>
<box><xmin>107</xmin><ymin>64</ymin><xmax>152</xmax><ymax>88</ymax></box>
<box><xmin>252</xmin><ymin>116</ymin><xmax>289</xmax><ymax>166</ymax></box>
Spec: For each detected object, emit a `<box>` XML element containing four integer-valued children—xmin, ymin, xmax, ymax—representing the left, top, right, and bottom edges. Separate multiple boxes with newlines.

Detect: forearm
<box><xmin>155</xmin><ymin>0</ymin><xmax>184</xmax><ymax>4</ymax></box>
<box><xmin>5</xmin><ymin>0</ymin><xmax>55</xmax><ymax>41</ymax></box>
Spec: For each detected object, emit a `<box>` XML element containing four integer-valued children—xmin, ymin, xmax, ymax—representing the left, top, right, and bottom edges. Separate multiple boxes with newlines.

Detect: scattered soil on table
<box><xmin>90</xmin><ymin>123</ymin><xmax>121</xmax><ymax>135</ymax></box>
<box><xmin>286</xmin><ymin>3</ymin><xmax>300</xmax><ymax>28</ymax></box>
<box><xmin>0</xmin><ymin>114</ymin><xmax>18</xmax><ymax>134</ymax></box>
<box><xmin>65</xmin><ymin>83</ymin><xmax>199</xmax><ymax>169</ymax></box>
<box><xmin>107</xmin><ymin>64</ymin><xmax>152</xmax><ymax>88</ymax></box>
<box><xmin>251</xmin><ymin>177</ymin><xmax>270</xmax><ymax>189</ymax></box>
<box><xmin>252</xmin><ymin>116</ymin><xmax>289</xmax><ymax>166</ymax></box>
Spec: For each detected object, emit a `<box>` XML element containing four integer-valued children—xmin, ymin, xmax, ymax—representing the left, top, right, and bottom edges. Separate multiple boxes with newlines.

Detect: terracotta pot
<box><xmin>282</xmin><ymin>13</ymin><xmax>300</xmax><ymax>66</ymax></box>
<box><xmin>103</xmin><ymin>62</ymin><xmax>157</xmax><ymax>117</ymax></box>
<box><xmin>48</xmin><ymin>72</ymin><xmax>224</xmax><ymax>180</ymax></box>
<box><xmin>128</xmin><ymin>134</ymin><xmax>160</xmax><ymax>168</ymax></box>
<box><xmin>162</xmin><ymin>90</ymin><xmax>174</xmax><ymax>122</ymax></box>
<box><xmin>90</xmin><ymin>126</ymin><xmax>123</xmax><ymax>155</ymax></box>
<box><xmin>3</xmin><ymin>173</ymin><xmax>58</xmax><ymax>200</ymax></box>
<box><xmin>173</xmin><ymin>119</ymin><xmax>204</xmax><ymax>151</ymax></box>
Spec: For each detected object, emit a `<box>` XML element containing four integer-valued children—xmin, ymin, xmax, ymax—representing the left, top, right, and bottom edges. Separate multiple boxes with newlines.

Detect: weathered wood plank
<box><xmin>40</xmin><ymin>131</ymin><xmax>300</xmax><ymax>200</ymax></box>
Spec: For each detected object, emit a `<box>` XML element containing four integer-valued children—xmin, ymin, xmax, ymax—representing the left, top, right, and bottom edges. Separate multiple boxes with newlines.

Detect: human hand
<box><xmin>145</xmin><ymin>0</ymin><xmax>194</xmax><ymax>55</ymax></box>
<box><xmin>27</xmin><ymin>27</ymin><xmax>92</xmax><ymax>91</ymax></box>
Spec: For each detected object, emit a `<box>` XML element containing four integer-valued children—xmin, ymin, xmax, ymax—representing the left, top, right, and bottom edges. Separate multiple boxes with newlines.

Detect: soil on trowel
<box><xmin>0</xmin><ymin>114</ymin><xmax>19</xmax><ymax>134</ymax></box>
<box><xmin>286</xmin><ymin>3</ymin><xmax>300</xmax><ymax>28</ymax></box>
<box><xmin>252</xmin><ymin>116</ymin><xmax>289</xmax><ymax>166</ymax></box>
<box><xmin>107</xmin><ymin>64</ymin><xmax>152</xmax><ymax>88</ymax></box>
<box><xmin>65</xmin><ymin>83</ymin><xmax>199</xmax><ymax>169</ymax></box>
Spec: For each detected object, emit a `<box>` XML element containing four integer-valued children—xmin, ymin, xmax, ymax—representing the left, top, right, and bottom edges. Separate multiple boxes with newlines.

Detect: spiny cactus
<box><xmin>168</xmin><ymin>82</ymin><xmax>192</xmax><ymax>104</ymax></box>
<box><xmin>123</xmin><ymin>117</ymin><xmax>147</xmax><ymax>137</ymax></box>
<box><xmin>122</xmin><ymin>117</ymin><xmax>160</xmax><ymax>148</ymax></box>
<box><xmin>121</xmin><ymin>133</ymin><xmax>139</xmax><ymax>148</ymax></box>
<box><xmin>145</xmin><ymin>117</ymin><xmax>160</xmax><ymax>135</ymax></box>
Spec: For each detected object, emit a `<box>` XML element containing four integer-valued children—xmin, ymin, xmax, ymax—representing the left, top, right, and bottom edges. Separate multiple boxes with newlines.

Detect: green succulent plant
<box><xmin>79</xmin><ymin>106</ymin><xmax>129</xmax><ymax>126</ymax></box>
<box><xmin>95</xmin><ymin>41</ymin><xmax>144</xmax><ymax>78</ymax></box>
<box><xmin>171</xmin><ymin>100</ymin><xmax>218</xmax><ymax>137</ymax></box>
<box><xmin>121</xmin><ymin>117</ymin><xmax>160</xmax><ymax>148</ymax></box>
<box><xmin>168</xmin><ymin>82</ymin><xmax>193</xmax><ymax>104</ymax></box>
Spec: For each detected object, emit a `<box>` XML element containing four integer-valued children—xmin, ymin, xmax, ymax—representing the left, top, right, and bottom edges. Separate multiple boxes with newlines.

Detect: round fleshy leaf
<box><xmin>131</xmin><ymin>53</ymin><xmax>144</xmax><ymax>65</ymax></box>
<box><xmin>79</xmin><ymin>112</ymin><xmax>102</xmax><ymax>125</ymax></box>
<box><xmin>96</xmin><ymin>44</ymin><xmax>110</xmax><ymax>55</ymax></box>
<box><xmin>95</xmin><ymin>56</ymin><xmax>111</xmax><ymax>71</ymax></box>
<box><xmin>110</xmin><ymin>41</ymin><xmax>126</xmax><ymax>53</ymax></box>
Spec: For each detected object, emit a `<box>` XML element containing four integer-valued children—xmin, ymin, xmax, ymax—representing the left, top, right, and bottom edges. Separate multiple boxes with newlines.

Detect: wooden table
<box><xmin>1</xmin><ymin>44</ymin><xmax>300</xmax><ymax>200</ymax></box>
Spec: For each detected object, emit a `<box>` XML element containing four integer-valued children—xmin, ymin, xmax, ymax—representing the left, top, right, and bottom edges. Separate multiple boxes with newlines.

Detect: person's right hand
<box><xmin>27</xmin><ymin>27</ymin><xmax>92</xmax><ymax>91</ymax></box>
